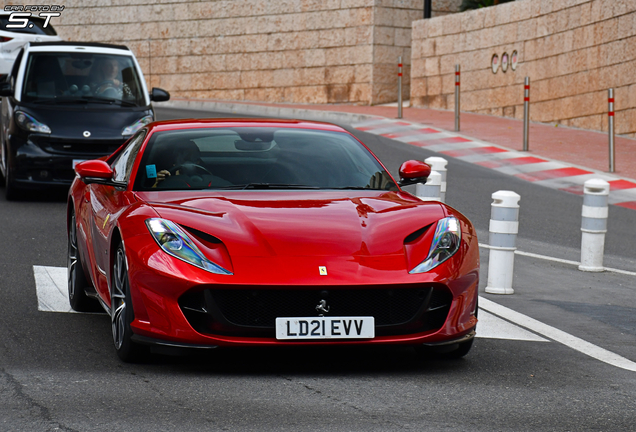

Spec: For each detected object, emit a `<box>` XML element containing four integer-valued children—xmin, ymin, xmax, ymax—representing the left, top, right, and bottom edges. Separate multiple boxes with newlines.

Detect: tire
<box><xmin>415</xmin><ymin>338</ymin><xmax>474</xmax><ymax>359</ymax></box>
<box><xmin>0</xmin><ymin>138</ymin><xmax>6</xmax><ymax>187</ymax></box>
<box><xmin>111</xmin><ymin>242</ymin><xmax>148</xmax><ymax>362</ymax></box>
<box><xmin>67</xmin><ymin>211</ymin><xmax>99</xmax><ymax>312</ymax></box>
<box><xmin>4</xmin><ymin>150</ymin><xmax>19</xmax><ymax>201</ymax></box>
<box><xmin>443</xmin><ymin>338</ymin><xmax>474</xmax><ymax>359</ymax></box>
<box><xmin>417</xmin><ymin>301</ymin><xmax>477</xmax><ymax>359</ymax></box>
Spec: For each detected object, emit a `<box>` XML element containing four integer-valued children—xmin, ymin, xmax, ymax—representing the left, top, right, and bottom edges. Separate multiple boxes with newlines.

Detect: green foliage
<box><xmin>460</xmin><ymin>0</ymin><xmax>515</xmax><ymax>12</ymax></box>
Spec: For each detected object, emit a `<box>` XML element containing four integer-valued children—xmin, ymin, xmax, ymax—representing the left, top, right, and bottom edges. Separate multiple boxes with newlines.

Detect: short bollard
<box><xmin>579</xmin><ymin>179</ymin><xmax>610</xmax><ymax>272</ymax></box>
<box><xmin>485</xmin><ymin>190</ymin><xmax>520</xmax><ymax>295</ymax></box>
<box><xmin>416</xmin><ymin>171</ymin><xmax>441</xmax><ymax>201</ymax></box>
<box><xmin>425</xmin><ymin>157</ymin><xmax>448</xmax><ymax>203</ymax></box>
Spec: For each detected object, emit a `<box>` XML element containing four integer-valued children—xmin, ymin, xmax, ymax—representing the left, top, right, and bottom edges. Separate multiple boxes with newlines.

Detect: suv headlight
<box><xmin>15</xmin><ymin>111</ymin><xmax>51</xmax><ymax>134</ymax></box>
<box><xmin>146</xmin><ymin>218</ymin><xmax>232</xmax><ymax>275</ymax></box>
<box><xmin>409</xmin><ymin>216</ymin><xmax>461</xmax><ymax>274</ymax></box>
<box><xmin>122</xmin><ymin>115</ymin><xmax>153</xmax><ymax>136</ymax></box>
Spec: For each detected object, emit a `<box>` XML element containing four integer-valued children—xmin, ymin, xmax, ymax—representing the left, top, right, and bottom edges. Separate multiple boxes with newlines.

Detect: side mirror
<box><xmin>75</xmin><ymin>160</ymin><xmax>119</xmax><ymax>186</ymax></box>
<box><xmin>0</xmin><ymin>82</ymin><xmax>13</xmax><ymax>97</ymax></box>
<box><xmin>149</xmin><ymin>87</ymin><xmax>170</xmax><ymax>102</ymax></box>
<box><xmin>398</xmin><ymin>160</ymin><xmax>431</xmax><ymax>187</ymax></box>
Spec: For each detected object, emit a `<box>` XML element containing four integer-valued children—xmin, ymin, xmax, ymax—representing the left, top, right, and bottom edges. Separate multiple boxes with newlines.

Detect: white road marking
<box><xmin>478</xmin><ymin>243</ymin><xmax>636</xmax><ymax>276</ymax></box>
<box><xmin>33</xmin><ymin>265</ymin><xmax>76</xmax><ymax>313</ymax></box>
<box><xmin>479</xmin><ymin>296</ymin><xmax>636</xmax><ymax>372</ymax></box>
<box><xmin>476</xmin><ymin>310</ymin><xmax>548</xmax><ymax>342</ymax></box>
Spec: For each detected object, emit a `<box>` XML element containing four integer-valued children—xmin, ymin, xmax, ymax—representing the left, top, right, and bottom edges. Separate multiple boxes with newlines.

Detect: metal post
<box><xmin>454</xmin><ymin>64</ymin><xmax>460</xmax><ymax>132</ymax></box>
<box><xmin>485</xmin><ymin>190</ymin><xmax>520</xmax><ymax>295</ymax></box>
<box><xmin>579</xmin><ymin>179</ymin><xmax>610</xmax><ymax>272</ymax></box>
<box><xmin>523</xmin><ymin>77</ymin><xmax>530</xmax><ymax>151</ymax></box>
<box><xmin>608</xmin><ymin>89</ymin><xmax>615</xmax><ymax>173</ymax></box>
<box><xmin>424</xmin><ymin>0</ymin><xmax>432</xmax><ymax>18</ymax></box>
<box><xmin>425</xmin><ymin>157</ymin><xmax>448</xmax><ymax>203</ymax></box>
<box><xmin>397</xmin><ymin>56</ymin><xmax>403</xmax><ymax>119</ymax></box>
<box><xmin>415</xmin><ymin>171</ymin><xmax>441</xmax><ymax>201</ymax></box>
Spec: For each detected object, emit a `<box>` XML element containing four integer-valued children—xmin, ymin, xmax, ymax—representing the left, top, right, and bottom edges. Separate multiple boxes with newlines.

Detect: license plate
<box><xmin>275</xmin><ymin>317</ymin><xmax>375</xmax><ymax>340</ymax></box>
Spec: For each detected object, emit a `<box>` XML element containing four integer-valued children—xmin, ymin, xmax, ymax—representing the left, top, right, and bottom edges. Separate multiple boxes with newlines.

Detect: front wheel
<box><xmin>111</xmin><ymin>242</ymin><xmax>148</xmax><ymax>362</ymax></box>
<box><xmin>67</xmin><ymin>211</ymin><xmax>99</xmax><ymax>312</ymax></box>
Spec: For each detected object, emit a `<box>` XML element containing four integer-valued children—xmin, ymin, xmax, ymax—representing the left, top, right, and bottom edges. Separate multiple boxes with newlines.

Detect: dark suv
<box><xmin>0</xmin><ymin>41</ymin><xmax>170</xmax><ymax>199</ymax></box>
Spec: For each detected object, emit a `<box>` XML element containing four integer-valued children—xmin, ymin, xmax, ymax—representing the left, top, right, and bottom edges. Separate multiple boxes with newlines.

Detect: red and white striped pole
<box><xmin>398</xmin><ymin>56</ymin><xmax>403</xmax><ymax>119</ymax></box>
<box><xmin>523</xmin><ymin>77</ymin><xmax>530</xmax><ymax>151</ymax></box>
<box><xmin>608</xmin><ymin>88</ymin><xmax>615</xmax><ymax>173</ymax></box>
<box><xmin>454</xmin><ymin>64</ymin><xmax>460</xmax><ymax>131</ymax></box>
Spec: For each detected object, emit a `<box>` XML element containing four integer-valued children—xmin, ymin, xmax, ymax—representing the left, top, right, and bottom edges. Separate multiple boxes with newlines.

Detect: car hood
<box><xmin>139</xmin><ymin>190</ymin><xmax>443</xmax><ymax>256</ymax></box>
<box><xmin>18</xmin><ymin>104</ymin><xmax>150</xmax><ymax>140</ymax></box>
<box><xmin>136</xmin><ymin>190</ymin><xmax>447</xmax><ymax>282</ymax></box>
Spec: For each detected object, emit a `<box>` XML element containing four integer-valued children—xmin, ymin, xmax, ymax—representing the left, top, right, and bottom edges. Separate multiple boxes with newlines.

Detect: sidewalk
<box><xmin>163</xmin><ymin>98</ymin><xmax>636</xmax><ymax>209</ymax></box>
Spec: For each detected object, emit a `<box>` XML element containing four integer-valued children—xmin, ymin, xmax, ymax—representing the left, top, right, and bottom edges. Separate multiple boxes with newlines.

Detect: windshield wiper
<box><xmin>218</xmin><ymin>183</ymin><xmax>321</xmax><ymax>190</ymax></box>
<box><xmin>79</xmin><ymin>96</ymin><xmax>137</xmax><ymax>107</ymax></box>
<box><xmin>26</xmin><ymin>96</ymin><xmax>137</xmax><ymax>107</ymax></box>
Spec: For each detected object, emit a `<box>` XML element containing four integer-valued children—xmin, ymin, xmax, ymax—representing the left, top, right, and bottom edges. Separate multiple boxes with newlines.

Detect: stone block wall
<box><xmin>431</xmin><ymin>0</ymin><xmax>462</xmax><ymax>17</ymax></box>
<box><xmin>411</xmin><ymin>0</ymin><xmax>636</xmax><ymax>137</ymax></box>
<box><xmin>43</xmin><ymin>0</ymin><xmax>434</xmax><ymax>105</ymax></box>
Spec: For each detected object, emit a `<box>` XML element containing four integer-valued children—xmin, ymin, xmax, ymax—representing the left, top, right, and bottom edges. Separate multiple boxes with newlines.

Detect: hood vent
<box><xmin>181</xmin><ymin>225</ymin><xmax>223</xmax><ymax>244</ymax></box>
<box><xmin>404</xmin><ymin>224</ymin><xmax>432</xmax><ymax>244</ymax></box>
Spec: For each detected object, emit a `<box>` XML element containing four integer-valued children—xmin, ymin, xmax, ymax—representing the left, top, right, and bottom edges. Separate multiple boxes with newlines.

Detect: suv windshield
<box><xmin>134</xmin><ymin>128</ymin><xmax>397</xmax><ymax>192</ymax></box>
<box><xmin>21</xmin><ymin>52</ymin><xmax>145</xmax><ymax>106</ymax></box>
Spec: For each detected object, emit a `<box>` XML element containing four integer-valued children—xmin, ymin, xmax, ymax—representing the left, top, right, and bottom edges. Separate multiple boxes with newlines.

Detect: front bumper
<box><xmin>123</xmin><ymin>232</ymin><xmax>480</xmax><ymax>348</ymax></box>
<box><xmin>9</xmin><ymin>134</ymin><xmax>124</xmax><ymax>187</ymax></box>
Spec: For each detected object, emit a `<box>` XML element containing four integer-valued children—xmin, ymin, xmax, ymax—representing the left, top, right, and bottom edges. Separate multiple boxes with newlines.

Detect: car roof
<box><xmin>144</xmin><ymin>118</ymin><xmax>351</xmax><ymax>135</ymax></box>
<box><xmin>28</xmin><ymin>41</ymin><xmax>130</xmax><ymax>52</ymax></box>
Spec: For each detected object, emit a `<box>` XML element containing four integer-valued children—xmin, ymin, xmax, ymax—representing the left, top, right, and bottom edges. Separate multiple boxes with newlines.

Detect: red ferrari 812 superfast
<box><xmin>67</xmin><ymin>119</ymin><xmax>479</xmax><ymax>362</ymax></box>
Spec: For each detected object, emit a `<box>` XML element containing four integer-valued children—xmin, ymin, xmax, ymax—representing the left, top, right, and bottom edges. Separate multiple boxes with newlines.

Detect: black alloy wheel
<box><xmin>111</xmin><ymin>242</ymin><xmax>147</xmax><ymax>362</ymax></box>
<box><xmin>67</xmin><ymin>211</ymin><xmax>98</xmax><ymax>312</ymax></box>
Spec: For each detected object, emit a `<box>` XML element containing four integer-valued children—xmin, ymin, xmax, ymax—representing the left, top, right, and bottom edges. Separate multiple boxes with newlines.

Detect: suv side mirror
<box><xmin>0</xmin><ymin>82</ymin><xmax>13</xmax><ymax>97</ymax></box>
<box><xmin>149</xmin><ymin>87</ymin><xmax>170</xmax><ymax>102</ymax></box>
<box><xmin>398</xmin><ymin>160</ymin><xmax>431</xmax><ymax>187</ymax></box>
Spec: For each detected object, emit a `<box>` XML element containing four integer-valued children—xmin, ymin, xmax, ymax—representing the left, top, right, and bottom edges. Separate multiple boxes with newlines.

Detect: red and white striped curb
<box><xmin>353</xmin><ymin>118</ymin><xmax>636</xmax><ymax>211</ymax></box>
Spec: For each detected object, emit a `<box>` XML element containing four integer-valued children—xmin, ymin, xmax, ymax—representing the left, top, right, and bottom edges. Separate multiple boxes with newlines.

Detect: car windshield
<box><xmin>21</xmin><ymin>52</ymin><xmax>145</xmax><ymax>106</ymax></box>
<box><xmin>134</xmin><ymin>127</ymin><xmax>398</xmax><ymax>191</ymax></box>
<box><xmin>0</xmin><ymin>16</ymin><xmax>57</xmax><ymax>36</ymax></box>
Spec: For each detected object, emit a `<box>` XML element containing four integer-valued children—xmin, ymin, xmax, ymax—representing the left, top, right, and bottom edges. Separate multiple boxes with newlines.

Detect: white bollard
<box><xmin>416</xmin><ymin>171</ymin><xmax>441</xmax><ymax>201</ymax></box>
<box><xmin>579</xmin><ymin>179</ymin><xmax>610</xmax><ymax>272</ymax></box>
<box><xmin>425</xmin><ymin>157</ymin><xmax>448</xmax><ymax>203</ymax></box>
<box><xmin>485</xmin><ymin>190</ymin><xmax>520</xmax><ymax>295</ymax></box>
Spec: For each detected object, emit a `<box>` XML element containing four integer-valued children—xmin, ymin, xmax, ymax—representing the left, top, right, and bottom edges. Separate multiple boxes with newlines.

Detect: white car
<box><xmin>0</xmin><ymin>12</ymin><xmax>62</xmax><ymax>79</ymax></box>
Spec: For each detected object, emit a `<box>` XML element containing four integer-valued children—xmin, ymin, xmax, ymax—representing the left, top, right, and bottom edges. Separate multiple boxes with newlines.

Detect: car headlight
<box><xmin>122</xmin><ymin>115</ymin><xmax>153</xmax><ymax>136</ymax></box>
<box><xmin>146</xmin><ymin>218</ymin><xmax>232</xmax><ymax>275</ymax></box>
<box><xmin>15</xmin><ymin>111</ymin><xmax>51</xmax><ymax>134</ymax></box>
<box><xmin>409</xmin><ymin>216</ymin><xmax>461</xmax><ymax>274</ymax></box>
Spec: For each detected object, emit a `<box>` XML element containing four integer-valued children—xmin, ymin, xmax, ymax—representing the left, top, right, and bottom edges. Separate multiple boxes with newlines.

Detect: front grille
<box><xmin>179</xmin><ymin>285</ymin><xmax>453</xmax><ymax>338</ymax></box>
<box><xmin>35</xmin><ymin>137</ymin><xmax>124</xmax><ymax>156</ymax></box>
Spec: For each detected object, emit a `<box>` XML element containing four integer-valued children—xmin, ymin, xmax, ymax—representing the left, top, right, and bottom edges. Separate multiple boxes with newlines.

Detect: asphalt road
<box><xmin>0</xmin><ymin>106</ymin><xmax>634</xmax><ymax>431</ymax></box>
